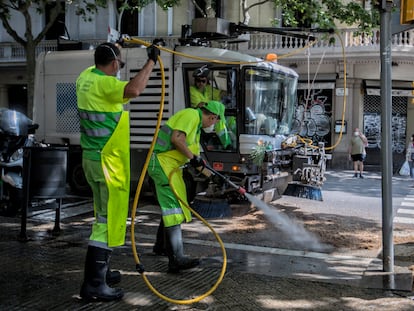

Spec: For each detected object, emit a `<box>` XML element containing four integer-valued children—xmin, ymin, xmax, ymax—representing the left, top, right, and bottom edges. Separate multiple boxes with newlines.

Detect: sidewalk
<box><xmin>1</xmin><ymin>170</ymin><xmax>414</xmax><ymax>310</ymax></box>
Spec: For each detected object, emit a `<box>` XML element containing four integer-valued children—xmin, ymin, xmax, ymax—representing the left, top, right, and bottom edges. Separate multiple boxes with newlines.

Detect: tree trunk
<box><xmin>25</xmin><ymin>41</ymin><xmax>36</xmax><ymax>119</ymax></box>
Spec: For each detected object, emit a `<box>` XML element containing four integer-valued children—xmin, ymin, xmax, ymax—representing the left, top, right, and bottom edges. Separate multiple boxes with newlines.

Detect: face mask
<box><xmin>354</xmin><ymin>132</ymin><xmax>359</xmax><ymax>136</ymax></box>
<box><xmin>102</xmin><ymin>44</ymin><xmax>122</xmax><ymax>79</ymax></box>
<box><xmin>203</xmin><ymin>124</ymin><xmax>215</xmax><ymax>134</ymax></box>
<box><xmin>114</xmin><ymin>56</ymin><xmax>121</xmax><ymax>79</ymax></box>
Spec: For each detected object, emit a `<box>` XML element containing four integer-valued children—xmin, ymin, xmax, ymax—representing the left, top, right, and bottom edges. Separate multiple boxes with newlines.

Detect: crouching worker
<box><xmin>76</xmin><ymin>42</ymin><xmax>159</xmax><ymax>301</ymax></box>
<box><xmin>148</xmin><ymin>101</ymin><xmax>224</xmax><ymax>273</ymax></box>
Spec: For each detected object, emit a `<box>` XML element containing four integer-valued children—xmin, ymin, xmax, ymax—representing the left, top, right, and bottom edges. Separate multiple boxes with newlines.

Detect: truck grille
<box><xmin>128</xmin><ymin>67</ymin><xmax>172</xmax><ymax>149</ymax></box>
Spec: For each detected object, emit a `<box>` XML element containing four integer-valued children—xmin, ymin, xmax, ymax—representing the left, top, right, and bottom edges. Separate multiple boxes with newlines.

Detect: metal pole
<box><xmin>380</xmin><ymin>0</ymin><xmax>394</xmax><ymax>273</ymax></box>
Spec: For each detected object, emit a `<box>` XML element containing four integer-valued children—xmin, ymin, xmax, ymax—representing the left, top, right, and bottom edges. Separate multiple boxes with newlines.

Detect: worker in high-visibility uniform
<box><xmin>189</xmin><ymin>65</ymin><xmax>223</xmax><ymax>108</ymax></box>
<box><xmin>214</xmin><ymin>102</ymin><xmax>233</xmax><ymax>149</ymax></box>
<box><xmin>76</xmin><ymin>42</ymin><xmax>160</xmax><ymax>301</ymax></box>
<box><xmin>190</xmin><ymin>65</ymin><xmax>232</xmax><ymax>149</ymax></box>
<box><xmin>148</xmin><ymin>100</ymin><xmax>225</xmax><ymax>273</ymax></box>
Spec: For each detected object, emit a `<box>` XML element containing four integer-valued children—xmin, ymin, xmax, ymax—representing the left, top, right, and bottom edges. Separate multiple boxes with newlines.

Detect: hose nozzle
<box><xmin>238</xmin><ymin>187</ymin><xmax>246</xmax><ymax>195</ymax></box>
<box><xmin>204</xmin><ymin>164</ymin><xmax>247</xmax><ymax>196</ymax></box>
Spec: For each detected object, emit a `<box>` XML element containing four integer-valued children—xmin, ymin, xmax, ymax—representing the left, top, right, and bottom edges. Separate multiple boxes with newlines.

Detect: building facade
<box><xmin>0</xmin><ymin>0</ymin><xmax>413</xmax><ymax>171</ymax></box>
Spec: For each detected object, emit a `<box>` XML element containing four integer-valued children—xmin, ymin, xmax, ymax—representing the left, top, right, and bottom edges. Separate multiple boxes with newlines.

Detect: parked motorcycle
<box><xmin>0</xmin><ymin>108</ymin><xmax>39</xmax><ymax>216</ymax></box>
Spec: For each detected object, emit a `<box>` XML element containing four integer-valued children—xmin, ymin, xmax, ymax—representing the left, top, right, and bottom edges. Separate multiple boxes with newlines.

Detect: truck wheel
<box><xmin>68</xmin><ymin>162</ymin><xmax>91</xmax><ymax>196</ymax></box>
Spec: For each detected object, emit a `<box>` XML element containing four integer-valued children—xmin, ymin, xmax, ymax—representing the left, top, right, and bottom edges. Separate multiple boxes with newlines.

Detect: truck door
<box><xmin>182</xmin><ymin>64</ymin><xmax>238</xmax><ymax>154</ymax></box>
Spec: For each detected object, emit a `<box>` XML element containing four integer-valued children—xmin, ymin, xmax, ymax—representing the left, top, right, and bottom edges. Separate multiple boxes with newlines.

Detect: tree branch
<box><xmin>33</xmin><ymin>1</ymin><xmax>64</xmax><ymax>45</ymax></box>
<box><xmin>242</xmin><ymin>0</ymin><xmax>271</xmax><ymax>25</ymax></box>
<box><xmin>191</xmin><ymin>0</ymin><xmax>206</xmax><ymax>17</ymax></box>
<box><xmin>205</xmin><ymin>0</ymin><xmax>215</xmax><ymax>17</ymax></box>
<box><xmin>246</xmin><ymin>0</ymin><xmax>271</xmax><ymax>11</ymax></box>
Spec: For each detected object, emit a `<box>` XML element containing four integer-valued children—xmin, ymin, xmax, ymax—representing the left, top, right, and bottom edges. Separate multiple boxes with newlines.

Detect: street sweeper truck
<box><xmin>33</xmin><ymin>19</ymin><xmax>328</xmax><ymax>202</ymax></box>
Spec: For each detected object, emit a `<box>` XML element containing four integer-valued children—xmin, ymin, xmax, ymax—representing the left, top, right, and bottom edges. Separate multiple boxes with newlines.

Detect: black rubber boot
<box><xmin>80</xmin><ymin>246</ymin><xmax>124</xmax><ymax>301</ymax></box>
<box><xmin>165</xmin><ymin>224</ymin><xmax>200</xmax><ymax>273</ymax></box>
<box><xmin>106</xmin><ymin>267</ymin><xmax>121</xmax><ymax>285</ymax></box>
<box><xmin>153</xmin><ymin>219</ymin><xmax>167</xmax><ymax>256</ymax></box>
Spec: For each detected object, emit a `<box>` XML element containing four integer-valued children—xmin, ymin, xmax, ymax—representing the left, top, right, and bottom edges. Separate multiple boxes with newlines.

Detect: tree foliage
<box><xmin>118</xmin><ymin>0</ymin><xmax>181</xmax><ymax>11</ymax></box>
<box><xmin>271</xmin><ymin>0</ymin><xmax>379</xmax><ymax>33</ymax></box>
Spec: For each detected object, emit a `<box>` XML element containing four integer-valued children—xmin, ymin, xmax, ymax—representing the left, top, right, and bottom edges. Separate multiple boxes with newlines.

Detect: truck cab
<box><xmin>175</xmin><ymin>46</ymin><xmax>299</xmax><ymax>202</ymax></box>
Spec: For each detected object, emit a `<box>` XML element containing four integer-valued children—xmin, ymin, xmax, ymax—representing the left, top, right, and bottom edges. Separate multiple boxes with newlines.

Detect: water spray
<box><xmin>204</xmin><ymin>164</ymin><xmax>331</xmax><ymax>253</ymax></box>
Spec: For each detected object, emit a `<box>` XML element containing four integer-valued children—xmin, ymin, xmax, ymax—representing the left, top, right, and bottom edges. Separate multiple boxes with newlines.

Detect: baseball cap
<box><xmin>193</xmin><ymin>65</ymin><xmax>209</xmax><ymax>78</ymax></box>
<box><xmin>204</xmin><ymin>100</ymin><xmax>225</xmax><ymax>121</ymax></box>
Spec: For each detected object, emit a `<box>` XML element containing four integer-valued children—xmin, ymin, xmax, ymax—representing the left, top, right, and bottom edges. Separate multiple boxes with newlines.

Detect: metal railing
<box><xmin>1</xmin><ymin>28</ymin><xmax>413</xmax><ymax>64</ymax></box>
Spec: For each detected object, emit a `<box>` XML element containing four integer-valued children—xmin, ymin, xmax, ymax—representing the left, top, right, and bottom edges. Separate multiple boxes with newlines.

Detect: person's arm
<box><xmin>360</xmin><ymin>133</ymin><xmax>368</xmax><ymax>146</ymax></box>
<box><xmin>171</xmin><ymin>129</ymin><xmax>211</xmax><ymax>175</ymax></box>
<box><xmin>123</xmin><ymin>60</ymin><xmax>155</xmax><ymax>98</ymax></box>
<box><xmin>190</xmin><ymin>86</ymin><xmax>207</xmax><ymax>108</ymax></box>
<box><xmin>171</xmin><ymin>129</ymin><xmax>194</xmax><ymax>160</ymax></box>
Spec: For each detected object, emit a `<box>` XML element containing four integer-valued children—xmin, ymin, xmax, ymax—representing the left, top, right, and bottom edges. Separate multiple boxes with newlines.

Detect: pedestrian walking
<box><xmin>407</xmin><ymin>133</ymin><xmax>414</xmax><ymax>178</ymax></box>
<box><xmin>76</xmin><ymin>42</ymin><xmax>160</xmax><ymax>301</ymax></box>
<box><xmin>348</xmin><ymin>127</ymin><xmax>368</xmax><ymax>178</ymax></box>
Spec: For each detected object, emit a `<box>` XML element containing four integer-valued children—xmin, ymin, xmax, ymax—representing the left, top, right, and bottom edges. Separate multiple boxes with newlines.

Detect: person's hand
<box><xmin>147</xmin><ymin>45</ymin><xmax>160</xmax><ymax>65</ymax></box>
<box><xmin>189</xmin><ymin>155</ymin><xmax>205</xmax><ymax>168</ymax></box>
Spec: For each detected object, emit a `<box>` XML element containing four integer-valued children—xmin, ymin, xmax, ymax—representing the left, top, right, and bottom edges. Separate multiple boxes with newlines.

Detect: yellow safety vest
<box><xmin>101</xmin><ymin>111</ymin><xmax>130</xmax><ymax>247</ymax></box>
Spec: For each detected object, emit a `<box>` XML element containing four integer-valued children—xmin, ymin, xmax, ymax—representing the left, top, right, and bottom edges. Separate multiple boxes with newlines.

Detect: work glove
<box><xmin>189</xmin><ymin>155</ymin><xmax>205</xmax><ymax>168</ymax></box>
<box><xmin>147</xmin><ymin>45</ymin><xmax>160</xmax><ymax>65</ymax></box>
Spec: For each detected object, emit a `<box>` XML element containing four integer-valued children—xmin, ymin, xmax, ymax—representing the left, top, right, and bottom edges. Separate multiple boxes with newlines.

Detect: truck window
<box><xmin>185</xmin><ymin>66</ymin><xmax>238</xmax><ymax>152</ymax></box>
<box><xmin>243</xmin><ymin>67</ymin><xmax>297</xmax><ymax>136</ymax></box>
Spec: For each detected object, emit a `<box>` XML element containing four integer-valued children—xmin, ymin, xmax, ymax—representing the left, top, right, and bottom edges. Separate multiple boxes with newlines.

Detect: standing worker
<box><xmin>76</xmin><ymin>42</ymin><xmax>160</xmax><ymax>301</ymax></box>
<box><xmin>148</xmin><ymin>100</ymin><xmax>225</xmax><ymax>273</ymax></box>
<box><xmin>349</xmin><ymin>127</ymin><xmax>368</xmax><ymax>178</ymax></box>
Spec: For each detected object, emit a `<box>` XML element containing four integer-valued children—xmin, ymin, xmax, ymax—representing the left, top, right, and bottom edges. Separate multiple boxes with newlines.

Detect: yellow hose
<box><xmin>127</xmin><ymin>32</ymin><xmax>346</xmax><ymax>304</ymax></box>
<box><xmin>128</xmin><ymin>38</ymin><xmax>227</xmax><ymax>305</ymax></box>
<box><xmin>325</xmin><ymin>31</ymin><xmax>347</xmax><ymax>151</ymax></box>
<box><xmin>284</xmin><ymin>31</ymin><xmax>348</xmax><ymax>151</ymax></box>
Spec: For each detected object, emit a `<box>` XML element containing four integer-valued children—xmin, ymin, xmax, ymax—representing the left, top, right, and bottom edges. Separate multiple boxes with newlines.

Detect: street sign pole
<box><xmin>380</xmin><ymin>0</ymin><xmax>394</xmax><ymax>273</ymax></box>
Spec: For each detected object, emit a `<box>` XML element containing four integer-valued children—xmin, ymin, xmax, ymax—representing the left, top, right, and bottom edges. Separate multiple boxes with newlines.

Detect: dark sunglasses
<box><xmin>116</xmin><ymin>58</ymin><xmax>125</xmax><ymax>69</ymax></box>
<box><xmin>195</xmin><ymin>78</ymin><xmax>207</xmax><ymax>83</ymax></box>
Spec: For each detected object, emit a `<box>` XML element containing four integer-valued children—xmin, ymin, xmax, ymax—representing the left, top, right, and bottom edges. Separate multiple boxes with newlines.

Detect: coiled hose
<box><xmin>128</xmin><ymin>38</ymin><xmax>227</xmax><ymax>305</ymax></box>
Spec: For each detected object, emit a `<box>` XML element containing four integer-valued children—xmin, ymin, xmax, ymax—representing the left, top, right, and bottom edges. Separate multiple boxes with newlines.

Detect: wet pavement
<box><xmin>2</xmin><ymin>170</ymin><xmax>414</xmax><ymax>310</ymax></box>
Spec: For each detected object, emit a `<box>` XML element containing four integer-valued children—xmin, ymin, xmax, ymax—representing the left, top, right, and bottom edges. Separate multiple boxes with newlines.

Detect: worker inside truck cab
<box><xmin>76</xmin><ymin>42</ymin><xmax>160</xmax><ymax>302</ymax></box>
<box><xmin>190</xmin><ymin>65</ymin><xmax>234</xmax><ymax>149</ymax></box>
<box><xmin>189</xmin><ymin>65</ymin><xmax>225</xmax><ymax>108</ymax></box>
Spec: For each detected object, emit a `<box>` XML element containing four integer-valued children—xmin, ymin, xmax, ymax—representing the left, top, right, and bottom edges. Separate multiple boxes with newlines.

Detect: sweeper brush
<box><xmin>191</xmin><ymin>164</ymin><xmax>247</xmax><ymax>219</ymax></box>
<box><xmin>283</xmin><ymin>182</ymin><xmax>323</xmax><ymax>201</ymax></box>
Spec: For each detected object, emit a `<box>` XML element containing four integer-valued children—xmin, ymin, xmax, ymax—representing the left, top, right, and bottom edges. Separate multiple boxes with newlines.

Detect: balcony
<box><xmin>0</xmin><ymin>28</ymin><xmax>413</xmax><ymax>65</ymax></box>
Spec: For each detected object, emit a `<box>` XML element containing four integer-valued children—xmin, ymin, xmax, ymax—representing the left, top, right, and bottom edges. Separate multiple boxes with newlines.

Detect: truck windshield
<box><xmin>243</xmin><ymin>67</ymin><xmax>298</xmax><ymax>136</ymax></box>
